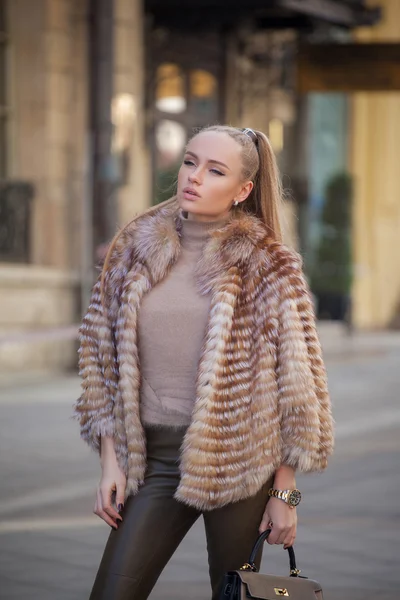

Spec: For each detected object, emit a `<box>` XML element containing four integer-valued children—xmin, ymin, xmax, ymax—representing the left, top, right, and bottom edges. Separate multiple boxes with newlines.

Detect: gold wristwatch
<box><xmin>268</xmin><ymin>488</ymin><xmax>302</xmax><ymax>508</ymax></box>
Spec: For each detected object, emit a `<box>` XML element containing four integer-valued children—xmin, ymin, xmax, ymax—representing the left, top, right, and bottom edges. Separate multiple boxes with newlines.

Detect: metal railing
<box><xmin>0</xmin><ymin>180</ymin><xmax>34</xmax><ymax>263</ymax></box>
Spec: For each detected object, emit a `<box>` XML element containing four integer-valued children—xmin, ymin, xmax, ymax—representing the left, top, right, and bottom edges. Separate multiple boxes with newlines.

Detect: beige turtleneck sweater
<box><xmin>138</xmin><ymin>213</ymin><xmax>228</xmax><ymax>427</ymax></box>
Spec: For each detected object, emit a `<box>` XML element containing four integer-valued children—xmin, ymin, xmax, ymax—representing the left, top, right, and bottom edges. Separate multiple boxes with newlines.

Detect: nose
<box><xmin>188</xmin><ymin>168</ymin><xmax>202</xmax><ymax>185</ymax></box>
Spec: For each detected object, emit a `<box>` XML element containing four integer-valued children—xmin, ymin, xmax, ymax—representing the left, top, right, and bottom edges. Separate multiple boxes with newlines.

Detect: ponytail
<box><xmin>245</xmin><ymin>131</ymin><xmax>283</xmax><ymax>243</ymax></box>
<box><xmin>201</xmin><ymin>125</ymin><xmax>283</xmax><ymax>243</ymax></box>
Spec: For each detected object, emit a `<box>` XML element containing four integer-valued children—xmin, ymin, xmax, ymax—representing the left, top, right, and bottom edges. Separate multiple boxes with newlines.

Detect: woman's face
<box><xmin>177</xmin><ymin>131</ymin><xmax>253</xmax><ymax>222</ymax></box>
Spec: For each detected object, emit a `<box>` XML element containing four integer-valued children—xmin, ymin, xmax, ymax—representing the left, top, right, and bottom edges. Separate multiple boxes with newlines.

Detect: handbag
<box><xmin>219</xmin><ymin>529</ymin><xmax>323</xmax><ymax>599</ymax></box>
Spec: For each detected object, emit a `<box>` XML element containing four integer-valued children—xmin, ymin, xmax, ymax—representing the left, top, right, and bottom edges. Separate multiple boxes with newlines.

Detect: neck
<box><xmin>179</xmin><ymin>210</ymin><xmax>230</xmax><ymax>252</ymax></box>
<box><xmin>183</xmin><ymin>210</ymin><xmax>231</xmax><ymax>223</ymax></box>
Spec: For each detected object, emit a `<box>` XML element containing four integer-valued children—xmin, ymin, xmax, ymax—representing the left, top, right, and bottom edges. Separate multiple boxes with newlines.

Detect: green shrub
<box><xmin>310</xmin><ymin>172</ymin><xmax>353</xmax><ymax>296</ymax></box>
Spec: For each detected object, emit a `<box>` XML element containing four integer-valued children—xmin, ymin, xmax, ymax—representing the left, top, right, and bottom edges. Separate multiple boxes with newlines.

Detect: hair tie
<box><xmin>242</xmin><ymin>128</ymin><xmax>258</xmax><ymax>145</ymax></box>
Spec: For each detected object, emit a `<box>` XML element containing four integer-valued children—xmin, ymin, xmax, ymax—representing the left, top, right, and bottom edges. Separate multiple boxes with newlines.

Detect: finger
<box><xmin>115</xmin><ymin>483</ymin><xmax>126</xmax><ymax>515</ymax></box>
<box><xmin>271</xmin><ymin>526</ymin><xmax>289</xmax><ymax>545</ymax></box>
<box><xmin>97</xmin><ymin>507</ymin><xmax>119</xmax><ymax>529</ymax></box>
<box><xmin>94</xmin><ymin>491</ymin><xmax>118</xmax><ymax>529</ymax></box>
<box><xmin>283</xmin><ymin>526</ymin><xmax>296</xmax><ymax>549</ymax></box>
<box><xmin>103</xmin><ymin>502</ymin><xmax>121</xmax><ymax>522</ymax></box>
<box><xmin>277</xmin><ymin>528</ymin><xmax>291</xmax><ymax>545</ymax></box>
<box><xmin>266</xmin><ymin>526</ymin><xmax>281</xmax><ymax>545</ymax></box>
<box><xmin>93</xmin><ymin>488</ymin><xmax>102</xmax><ymax>516</ymax></box>
<box><xmin>103</xmin><ymin>498</ymin><xmax>122</xmax><ymax>521</ymax></box>
<box><xmin>101</xmin><ymin>486</ymin><xmax>122</xmax><ymax>522</ymax></box>
<box><xmin>284</xmin><ymin>537</ymin><xmax>296</xmax><ymax>550</ymax></box>
<box><xmin>258</xmin><ymin>519</ymin><xmax>271</xmax><ymax>535</ymax></box>
<box><xmin>279</xmin><ymin>527</ymin><xmax>289</xmax><ymax>544</ymax></box>
<box><xmin>283</xmin><ymin>534</ymin><xmax>296</xmax><ymax>549</ymax></box>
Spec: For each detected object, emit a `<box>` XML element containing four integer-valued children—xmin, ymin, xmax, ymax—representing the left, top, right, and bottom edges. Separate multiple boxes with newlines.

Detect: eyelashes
<box><xmin>183</xmin><ymin>160</ymin><xmax>224</xmax><ymax>176</ymax></box>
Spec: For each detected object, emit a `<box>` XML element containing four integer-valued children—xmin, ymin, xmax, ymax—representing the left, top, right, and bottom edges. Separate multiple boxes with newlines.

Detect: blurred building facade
<box><xmin>0</xmin><ymin>0</ymin><xmax>149</xmax><ymax>371</ymax></box>
<box><xmin>0</xmin><ymin>0</ymin><xmax>87</xmax><ymax>371</ymax></box>
<box><xmin>0</xmin><ymin>0</ymin><xmax>397</xmax><ymax>372</ymax></box>
<box><xmin>351</xmin><ymin>0</ymin><xmax>400</xmax><ymax>329</ymax></box>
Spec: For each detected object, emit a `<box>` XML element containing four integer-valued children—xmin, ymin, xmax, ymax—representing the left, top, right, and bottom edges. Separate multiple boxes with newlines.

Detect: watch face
<box><xmin>288</xmin><ymin>489</ymin><xmax>302</xmax><ymax>507</ymax></box>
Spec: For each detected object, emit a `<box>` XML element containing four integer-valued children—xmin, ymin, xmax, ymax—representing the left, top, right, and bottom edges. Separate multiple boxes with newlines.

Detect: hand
<box><xmin>94</xmin><ymin>459</ymin><xmax>126</xmax><ymax>529</ymax></box>
<box><xmin>259</xmin><ymin>497</ymin><xmax>297</xmax><ymax>549</ymax></box>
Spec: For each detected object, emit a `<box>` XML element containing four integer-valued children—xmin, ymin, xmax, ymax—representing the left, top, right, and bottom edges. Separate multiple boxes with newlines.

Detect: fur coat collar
<box><xmin>75</xmin><ymin>200</ymin><xmax>333</xmax><ymax>510</ymax></box>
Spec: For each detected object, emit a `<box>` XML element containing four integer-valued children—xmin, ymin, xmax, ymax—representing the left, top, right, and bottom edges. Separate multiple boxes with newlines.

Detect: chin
<box><xmin>177</xmin><ymin>197</ymin><xmax>200</xmax><ymax>213</ymax></box>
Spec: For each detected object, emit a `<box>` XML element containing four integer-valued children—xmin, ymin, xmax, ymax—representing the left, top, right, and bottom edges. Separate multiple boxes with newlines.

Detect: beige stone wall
<box><xmin>6</xmin><ymin>0</ymin><xmax>89</xmax><ymax>270</ymax></box>
<box><xmin>1</xmin><ymin>0</ymin><xmax>87</xmax><ymax>372</ymax></box>
<box><xmin>7</xmin><ymin>0</ymin><xmax>88</xmax><ymax>269</ymax></box>
<box><xmin>351</xmin><ymin>0</ymin><xmax>400</xmax><ymax>328</ymax></box>
<box><xmin>7</xmin><ymin>0</ymin><xmax>47</xmax><ymax>258</ymax></box>
<box><xmin>114</xmin><ymin>0</ymin><xmax>151</xmax><ymax>226</ymax></box>
<box><xmin>0</xmin><ymin>266</ymin><xmax>78</xmax><ymax>330</ymax></box>
<box><xmin>0</xmin><ymin>265</ymin><xmax>79</xmax><ymax>372</ymax></box>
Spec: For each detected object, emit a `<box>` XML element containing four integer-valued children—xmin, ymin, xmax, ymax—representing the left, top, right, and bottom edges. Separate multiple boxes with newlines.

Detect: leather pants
<box><xmin>90</xmin><ymin>426</ymin><xmax>272</xmax><ymax>600</ymax></box>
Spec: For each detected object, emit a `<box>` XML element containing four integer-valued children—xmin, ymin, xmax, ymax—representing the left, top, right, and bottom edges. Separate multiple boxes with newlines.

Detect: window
<box><xmin>152</xmin><ymin>60</ymin><xmax>220</xmax><ymax>205</ymax></box>
<box><xmin>0</xmin><ymin>0</ymin><xmax>8</xmax><ymax>178</ymax></box>
<box><xmin>190</xmin><ymin>69</ymin><xmax>217</xmax><ymax>121</ymax></box>
<box><xmin>156</xmin><ymin>63</ymin><xmax>186</xmax><ymax>115</ymax></box>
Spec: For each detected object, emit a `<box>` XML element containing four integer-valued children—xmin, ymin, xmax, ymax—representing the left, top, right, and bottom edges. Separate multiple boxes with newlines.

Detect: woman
<box><xmin>75</xmin><ymin>125</ymin><xmax>334</xmax><ymax>600</ymax></box>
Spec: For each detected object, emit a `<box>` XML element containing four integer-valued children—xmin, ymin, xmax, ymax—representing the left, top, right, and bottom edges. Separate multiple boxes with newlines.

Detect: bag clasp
<box><xmin>274</xmin><ymin>589</ymin><xmax>289</xmax><ymax>597</ymax></box>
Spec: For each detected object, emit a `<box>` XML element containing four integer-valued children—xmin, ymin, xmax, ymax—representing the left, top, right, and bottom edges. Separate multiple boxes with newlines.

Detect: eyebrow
<box><xmin>185</xmin><ymin>151</ymin><xmax>231</xmax><ymax>171</ymax></box>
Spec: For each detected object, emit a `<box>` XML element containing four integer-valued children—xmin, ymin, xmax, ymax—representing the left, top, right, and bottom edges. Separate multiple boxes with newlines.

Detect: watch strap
<box><xmin>268</xmin><ymin>488</ymin><xmax>301</xmax><ymax>507</ymax></box>
<box><xmin>268</xmin><ymin>488</ymin><xmax>289</xmax><ymax>501</ymax></box>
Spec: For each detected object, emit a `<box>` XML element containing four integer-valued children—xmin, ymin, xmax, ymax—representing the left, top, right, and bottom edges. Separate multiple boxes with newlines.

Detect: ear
<box><xmin>234</xmin><ymin>180</ymin><xmax>253</xmax><ymax>204</ymax></box>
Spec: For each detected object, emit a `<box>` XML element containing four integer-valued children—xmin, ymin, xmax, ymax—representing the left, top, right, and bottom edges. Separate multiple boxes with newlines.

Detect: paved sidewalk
<box><xmin>317</xmin><ymin>321</ymin><xmax>400</xmax><ymax>356</ymax></box>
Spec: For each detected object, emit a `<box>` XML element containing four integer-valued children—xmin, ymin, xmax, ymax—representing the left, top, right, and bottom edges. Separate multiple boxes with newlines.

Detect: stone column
<box><xmin>0</xmin><ymin>0</ymin><xmax>88</xmax><ymax>372</ymax></box>
<box><xmin>8</xmin><ymin>0</ymin><xmax>88</xmax><ymax>269</ymax></box>
<box><xmin>114</xmin><ymin>0</ymin><xmax>150</xmax><ymax>226</ymax></box>
<box><xmin>351</xmin><ymin>0</ymin><xmax>400</xmax><ymax>328</ymax></box>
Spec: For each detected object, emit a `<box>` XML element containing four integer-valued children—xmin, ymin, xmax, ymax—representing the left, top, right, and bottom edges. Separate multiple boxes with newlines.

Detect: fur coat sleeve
<box><xmin>74</xmin><ymin>276</ymin><xmax>117</xmax><ymax>452</ymax></box>
<box><xmin>276</xmin><ymin>250</ymin><xmax>333</xmax><ymax>472</ymax></box>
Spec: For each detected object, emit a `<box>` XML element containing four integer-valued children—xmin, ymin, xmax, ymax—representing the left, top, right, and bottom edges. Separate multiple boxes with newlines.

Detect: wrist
<box><xmin>100</xmin><ymin>436</ymin><xmax>118</xmax><ymax>468</ymax></box>
<box><xmin>273</xmin><ymin>465</ymin><xmax>296</xmax><ymax>489</ymax></box>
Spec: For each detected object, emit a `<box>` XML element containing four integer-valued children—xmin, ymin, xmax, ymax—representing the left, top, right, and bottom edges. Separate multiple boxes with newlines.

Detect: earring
<box><xmin>233</xmin><ymin>200</ymin><xmax>239</xmax><ymax>206</ymax></box>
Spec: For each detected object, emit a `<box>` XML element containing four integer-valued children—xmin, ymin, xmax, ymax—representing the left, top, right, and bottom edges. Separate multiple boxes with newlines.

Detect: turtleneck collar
<box><xmin>179</xmin><ymin>211</ymin><xmax>231</xmax><ymax>253</ymax></box>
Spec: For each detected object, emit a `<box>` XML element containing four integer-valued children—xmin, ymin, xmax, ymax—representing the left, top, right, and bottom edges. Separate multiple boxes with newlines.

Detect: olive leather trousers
<box><xmin>90</xmin><ymin>427</ymin><xmax>272</xmax><ymax>600</ymax></box>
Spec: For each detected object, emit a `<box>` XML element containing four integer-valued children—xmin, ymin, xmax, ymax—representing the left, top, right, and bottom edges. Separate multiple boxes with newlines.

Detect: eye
<box><xmin>210</xmin><ymin>168</ymin><xmax>224</xmax><ymax>176</ymax></box>
<box><xmin>183</xmin><ymin>159</ymin><xmax>195</xmax><ymax>166</ymax></box>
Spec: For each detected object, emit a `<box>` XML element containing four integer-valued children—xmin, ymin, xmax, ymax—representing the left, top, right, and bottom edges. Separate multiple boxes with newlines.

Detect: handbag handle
<box><xmin>244</xmin><ymin>529</ymin><xmax>299</xmax><ymax>576</ymax></box>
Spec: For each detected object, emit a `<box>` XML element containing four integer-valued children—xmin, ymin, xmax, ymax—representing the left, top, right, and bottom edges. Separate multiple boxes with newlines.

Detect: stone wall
<box><xmin>7</xmin><ymin>0</ymin><xmax>89</xmax><ymax>269</ymax></box>
<box><xmin>0</xmin><ymin>265</ymin><xmax>79</xmax><ymax>372</ymax></box>
<box><xmin>0</xmin><ymin>0</ymin><xmax>88</xmax><ymax>373</ymax></box>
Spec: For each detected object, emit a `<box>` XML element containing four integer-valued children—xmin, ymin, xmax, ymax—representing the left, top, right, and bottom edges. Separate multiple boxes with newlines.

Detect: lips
<box><xmin>183</xmin><ymin>187</ymin><xmax>200</xmax><ymax>198</ymax></box>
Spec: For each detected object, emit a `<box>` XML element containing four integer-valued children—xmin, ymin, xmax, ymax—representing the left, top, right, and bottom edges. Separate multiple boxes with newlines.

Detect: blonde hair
<box><xmin>100</xmin><ymin>125</ymin><xmax>283</xmax><ymax>298</ymax></box>
<box><xmin>202</xmin><ymin>125</ymin><xmax>283</xmax><ymax>242</ymax></box>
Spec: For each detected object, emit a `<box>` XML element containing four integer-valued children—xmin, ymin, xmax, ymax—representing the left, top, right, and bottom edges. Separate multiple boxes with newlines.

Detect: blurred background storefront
<box><xmin>0</xmin><ymin>0</ymin><xmax>399</xmax><ymax>373</ymax></box>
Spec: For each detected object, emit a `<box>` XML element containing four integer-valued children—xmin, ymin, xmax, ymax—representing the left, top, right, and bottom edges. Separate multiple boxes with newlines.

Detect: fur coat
<box><xmin>74</xmin><ymin>200</ymin><xmax>334</xmax><ymax>511</ymax></box>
